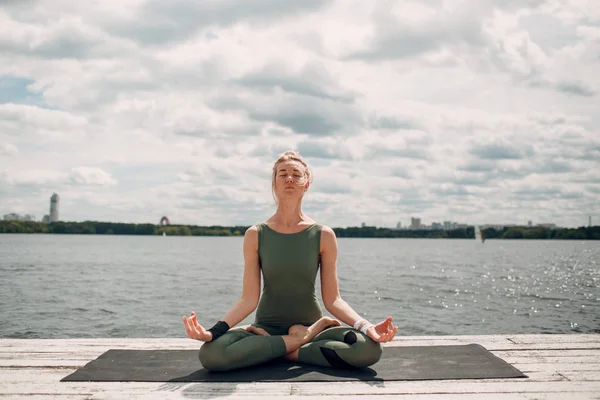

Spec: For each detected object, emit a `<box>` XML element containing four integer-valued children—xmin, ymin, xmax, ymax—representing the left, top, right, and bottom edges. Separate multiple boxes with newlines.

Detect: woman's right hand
<box><xmin>182</xmin><ymin>311</ymin><xmax>213</xmax><ymax>342</ymax></box>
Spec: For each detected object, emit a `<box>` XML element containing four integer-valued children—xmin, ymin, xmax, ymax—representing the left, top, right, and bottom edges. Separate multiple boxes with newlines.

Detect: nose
<box><xmin>285</xmin><ymin>175</ymin><xmax>294</xmax><ymax>183</ymax></box>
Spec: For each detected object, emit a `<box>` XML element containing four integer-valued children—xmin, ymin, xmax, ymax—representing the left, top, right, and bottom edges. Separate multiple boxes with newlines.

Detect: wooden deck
<box><xmin>1</xmin><ymin>334</ymin><xmax>599</xmax><ymax>399</ymax></box>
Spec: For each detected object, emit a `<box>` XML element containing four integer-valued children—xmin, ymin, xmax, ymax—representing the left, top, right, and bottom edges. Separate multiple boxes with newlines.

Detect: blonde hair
<box><xmin>271</xmin><ymin>150</ymin><xmax>313</xmax><ymax>205</ymax></box>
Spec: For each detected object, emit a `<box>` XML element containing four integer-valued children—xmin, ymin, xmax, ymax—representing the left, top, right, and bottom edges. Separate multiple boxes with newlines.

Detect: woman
<box><xmin>182</xmin><ymin>150</ymin><xmax>398</xmax><ymax>372</ymax></box>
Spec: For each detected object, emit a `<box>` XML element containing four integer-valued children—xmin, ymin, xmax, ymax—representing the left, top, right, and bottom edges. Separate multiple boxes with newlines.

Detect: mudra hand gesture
<box><xmin>182</xmin><ymin>311</ymin><xmax>212</xmax><ymax>342</ymax></box>
<box><xmin>361</xmin><ymin>317</ymin><xmax>398</xmax><ymax>343</ymax></box>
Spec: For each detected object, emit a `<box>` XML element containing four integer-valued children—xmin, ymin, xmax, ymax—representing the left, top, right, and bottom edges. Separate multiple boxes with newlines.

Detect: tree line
<box><xmin>1</xmin><ymin>220</ymin><xmax>599</xmax><ymax>239</ymax></box>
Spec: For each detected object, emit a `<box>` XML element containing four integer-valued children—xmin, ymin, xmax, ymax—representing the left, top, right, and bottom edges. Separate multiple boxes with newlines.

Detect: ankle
<box><xmin>284</xmin><ymin>348</ymin><xmax>300</xmax><ymax>361</ymax></box>
<box><xmin>282</xmin><ymin>335</ymin><xmax>304</xmax><ymax>353</ymax></box>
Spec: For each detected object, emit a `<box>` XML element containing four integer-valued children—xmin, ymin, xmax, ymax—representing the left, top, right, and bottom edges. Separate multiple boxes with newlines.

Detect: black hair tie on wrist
<box><xmin>207</xmin><ymin>321</ymin><xmax>230</xmax><ymax>341</ymax></box>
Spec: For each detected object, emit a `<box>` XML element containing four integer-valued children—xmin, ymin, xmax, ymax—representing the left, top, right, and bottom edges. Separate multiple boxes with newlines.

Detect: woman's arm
<box><xmin>319</xmin><ymin>226</ymin><xmax>364</xmax><ymax>326</ymax></box>
<box><xmin>219</xmin><ymin>225</ymin><xmax>262</xmax><ymax>327</ymax></box>
<box><xmin>319</xmin><ymin>226</ymin><xmax>398</xmax><ymax>342</ymax></box>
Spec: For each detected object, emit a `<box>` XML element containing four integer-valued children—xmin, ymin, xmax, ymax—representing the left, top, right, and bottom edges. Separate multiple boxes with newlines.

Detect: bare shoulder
<box><xmin>244</xmin><ymin>225</ymin><xmax>259</xmax><ymax>249</ymax></box>
<box><xmin>319</xmin><ymin>225</ymin><xmax>338</xmax><ymax>249</ymax></box>
<box><xmin>245</xmin><ymin>225</ymin><xmax>259</xmax><ymax>236</ymax></box>
<box><xmin>320</xmin><ymin>224</ymin><xmax>336</xmax><ymax>237</ymax></box>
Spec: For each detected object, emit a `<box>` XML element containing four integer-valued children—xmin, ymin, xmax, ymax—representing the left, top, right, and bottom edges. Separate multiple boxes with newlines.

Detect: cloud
<box><xmin>0</xmin><ymin>103</ymin><xmax>88</xmax><ymax>141</ymax></box>
<box><xmin>0</xmin><ymin>143</ymin><xmax>18</xmax><ymax>156</ymax></box>
<box><xmin>209</xmin><ymin>89</ymin><xmax>361</xmax><ymax>136</ymax></box>
<box><xmin>108</xmin><ymin>0</ymin><xmax>333</xmax><ymax>45</ymax></box>
<box><xmin>0</xmin><ymin>0</ymin><xmax>598</xmax><ymax>228</ymax></box>
<box><xmin>233</xmin><ymin>61</ymin><xmax>355</xmax><ymax>103</ymax></box>
<box><xmin>470</xmin><ymin>141</ymin><xmax>534</xmax><ymax>160</ymax></box>
<box><xmin>555</xmin><ymin>81</ymin><xmax>595</xmax><ymax>97</ymax></box>
<box><xmin>69</xmin><ymin>167</ymin><xmax>117</xmax><ymax>186</ymax></box>
<box><xmin>1</xmin><ymin>169</ymin><xmax>67</xmax><ymax>186</ymax></box>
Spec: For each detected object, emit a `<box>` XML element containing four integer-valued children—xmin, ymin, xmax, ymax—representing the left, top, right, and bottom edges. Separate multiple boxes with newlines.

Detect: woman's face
<box><xmin>273</xmin><ymin>160</ymin><xmax>309</xmax><ymax>202</ymax></box>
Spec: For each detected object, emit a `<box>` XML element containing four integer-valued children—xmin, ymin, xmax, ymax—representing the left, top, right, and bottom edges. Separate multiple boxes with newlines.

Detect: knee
<box><xmin>346</xmin><ymin>330</ymin><xmax>383</xmax><ymax>368</ymax></box>
<box><xmin>198</xmin><ymin>341</ymin><xmax>230</xmax><ymax>372</ymax></box>
<box><xmin>355</xmin><ymin>339</ymin><xmax>382</xmax><ymax>368</ymax></box>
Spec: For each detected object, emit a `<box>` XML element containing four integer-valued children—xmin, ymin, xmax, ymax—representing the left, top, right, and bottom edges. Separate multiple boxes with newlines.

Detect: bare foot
<box><xmin>284</xmin><ymin>317</ymin><xmax>340</xmax><ymax>361</ymax></box>
<box><xmin>289</xmin><ymin>317</ymin><xmax>341</xmax><ymax>342</ymax></box>
<box><xmin>246</xmin><ymin>326</ymin><xmax>270</xmax><ymax>336</ymax></box>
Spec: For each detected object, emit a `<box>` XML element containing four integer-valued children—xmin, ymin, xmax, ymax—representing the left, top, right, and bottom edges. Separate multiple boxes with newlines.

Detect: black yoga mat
<box><xmin>61</xmin><ymin>344</ymin><xmax>526</xmax><ymax>382</ymax></box>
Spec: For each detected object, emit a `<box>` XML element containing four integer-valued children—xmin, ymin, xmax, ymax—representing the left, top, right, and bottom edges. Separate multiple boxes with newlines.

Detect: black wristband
<box><xmin>207</xmin><ymin>321</ymin><xmax>230</xmax><ymax>341</ymax></box>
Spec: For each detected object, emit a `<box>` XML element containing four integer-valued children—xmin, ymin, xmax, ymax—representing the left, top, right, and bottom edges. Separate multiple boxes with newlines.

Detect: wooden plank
<box><xmin>2</xmin><ymin>395</ymin><xmax>600</xmax><ymax>400</ymax></box>
<box><xmin>495</xmin><ymin>349</ymin><xmax>600</xmax><ymax>358</ymax></box>
<box><xmin>0</xmin><ymin>379</ymin><xmax>293</xmax><ymax>396</ymax></box>
<box><xmin>0</xmin><ymin>351</ymin><xmax>103</xmax><ymax>360</ymax></box>
<box><xmin>1</xmin><ymin>379</ymin><xmax>596</xmax><ymax>397</ymax></box>
<box><xmin>0</xmin><ymin>359</ymin><xmax>88</xmax><ymax>367</ymax></box>
<box><xmin>292</xmin><ymin>381</ymin><xmax>600</xmax><ymax>395</ymax></box>
<box><xmin>1</xmin><ymin>335</ymin><xmax>599</xmax><ymax>399</ymax></box>
<box><xmin>506</xmin><ymin>334</ymin><xmax>600</xmax><ymax>344</ymax></box>
<box><xmin>560</xmin><ymin>370</ymin><xmax>600</xmax><ymax>381</ymax></box>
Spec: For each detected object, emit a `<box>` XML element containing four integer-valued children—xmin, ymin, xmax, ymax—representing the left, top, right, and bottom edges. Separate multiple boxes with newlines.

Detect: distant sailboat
<box><xmin>163</xmin><ymin>231</ymin><xmax>166</xmax><ymax>237</ymax></box>
<box><xmin>475</xmin><ymin>225</ymin><xmax>485</xmax><ymax>243</ymax></box>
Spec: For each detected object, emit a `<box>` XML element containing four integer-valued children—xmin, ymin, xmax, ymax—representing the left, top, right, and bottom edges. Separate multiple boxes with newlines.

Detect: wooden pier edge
<box><xmin>1</xmin><ymin>334</ymin><xmax>599</xmax><ymax>399</ymax></box>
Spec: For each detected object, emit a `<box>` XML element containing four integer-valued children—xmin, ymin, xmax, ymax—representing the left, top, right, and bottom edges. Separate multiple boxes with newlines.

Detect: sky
<box><xmin>0</xmin><ymin>0</ymin><xmax>599</xmax><ymax>229</ymax></box>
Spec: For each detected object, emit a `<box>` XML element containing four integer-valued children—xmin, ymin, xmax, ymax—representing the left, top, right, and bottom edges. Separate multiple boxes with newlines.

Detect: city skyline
<box><xmin>1</xmin><ymin>1</ymin><xmax>599</xmax><ymax>228</ymax></box>
<box><xmin>4</xmin><ymin>195</ymin><xmax>594</xmax><ymax>230</ymax></box>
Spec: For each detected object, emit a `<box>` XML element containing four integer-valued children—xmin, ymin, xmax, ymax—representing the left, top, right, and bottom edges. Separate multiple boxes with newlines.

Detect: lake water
<box><xmin>1</xmin><ymin>234</ymin><xmax>598</xmax><ymax>339</ymax></box>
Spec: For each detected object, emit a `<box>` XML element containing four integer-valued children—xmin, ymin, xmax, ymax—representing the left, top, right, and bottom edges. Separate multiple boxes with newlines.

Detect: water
<box><xmin>1</xmin><ymin>234</ymin><xmax>598</xmax><ymax>338</ymax></box>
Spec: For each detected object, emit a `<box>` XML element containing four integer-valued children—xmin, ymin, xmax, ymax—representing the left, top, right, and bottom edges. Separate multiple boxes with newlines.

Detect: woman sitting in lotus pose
<box><xmin>183</xmin><ymin>150</ymin><xmax>398</xmax><ymax>371</ymax></box>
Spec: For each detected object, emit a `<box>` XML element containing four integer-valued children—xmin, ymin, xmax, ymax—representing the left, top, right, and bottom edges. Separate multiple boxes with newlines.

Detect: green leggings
<box><xmin>198</xmin><ymin>325</ymin><xmax>382</xmax><ymax>372</ymax></box>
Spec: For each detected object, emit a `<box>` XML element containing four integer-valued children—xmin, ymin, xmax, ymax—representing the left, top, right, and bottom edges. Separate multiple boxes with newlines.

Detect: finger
<box><xmin>182</xmin><ymin>317</ymin><xmax>193</xmax><ymax>337</ymax></box>
<box><xmin>187</xmin><ymin>317</ymin><xmax>199</xmax><ymax>337</ymax></box>
<box><xmin>379</xmin><ymin>332</ymin><xmax>390</xmax><ymax>342</ymax></box>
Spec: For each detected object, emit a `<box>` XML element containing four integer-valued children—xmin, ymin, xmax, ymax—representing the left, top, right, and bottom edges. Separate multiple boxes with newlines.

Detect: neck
<box><xmin>274</xmin><ymin>200</ymin><xmax>306</xmax><ymax>228</ymax></box>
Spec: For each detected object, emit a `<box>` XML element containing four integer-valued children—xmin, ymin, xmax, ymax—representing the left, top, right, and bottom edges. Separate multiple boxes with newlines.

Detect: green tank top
<box><xmin>254</xmin><ymin>223</ymin><xmax>323</xmax><ymax>329</ymax></box>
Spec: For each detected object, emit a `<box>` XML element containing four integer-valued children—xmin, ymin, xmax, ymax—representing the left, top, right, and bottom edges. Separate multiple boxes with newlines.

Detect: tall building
<box><xmin>411</xmin><ymin>217</ymin><xmax>421</xmax><ymax>230</ymax></box>
<box><xmin>50</xmin><ymin>193</ymin><xmax>60</xmax><ymax>222</ymax></box>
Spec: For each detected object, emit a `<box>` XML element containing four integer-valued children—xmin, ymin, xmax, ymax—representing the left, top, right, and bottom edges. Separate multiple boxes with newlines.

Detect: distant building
<box><xmin>361</xmin><ymin>222</ymin><xmax>366</xmax><ymax>228</ymax></box>
<box><xmin>411</xmin><ymin>217</ymin><xmax>421</xmax><ymax>230</ymax></box>
<box><xmin>396</xmin><ymin>222</ymin><xmax>402</xmax><ymax>229</ymax></box>
<box><xmin>50</xmin><ymin>193</ymin><xmax>60</xmax><ymax>222</ymax></box>
<box><xmin>42</xmin><ymin>215</ymin><xmax>50</xmax><ymax>224</ymax></box>
<box><xmin>528</xmin><ymin>220</ymin><xmax>532</xmax><ymax>227</ymax></box>
<box><xmin>431</xmin><ymin>222</ymin><xmax>442</xmax><ymax>230</ymax></box>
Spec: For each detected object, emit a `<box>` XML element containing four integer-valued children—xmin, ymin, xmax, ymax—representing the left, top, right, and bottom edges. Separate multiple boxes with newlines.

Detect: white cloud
<box><xmin>0</xmin><ymin>143</ymin><xmax>19</xmax><ymax>156</ymax></box>
<box><xmin>0</xmin><ymin>0</ymin><xmax>598</xmax><ymax>228</ymax></box>
<box><xmin>69</xmin><ymin>167</ymin><xmax>117</xmax><ymax>186</ymax></box>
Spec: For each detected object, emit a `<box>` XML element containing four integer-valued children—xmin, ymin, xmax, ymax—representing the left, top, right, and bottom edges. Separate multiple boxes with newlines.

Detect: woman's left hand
<box><xmin>366</xmin><ymin>317</ymin><xmax>398</xmax><ymax>343</ymax></box>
